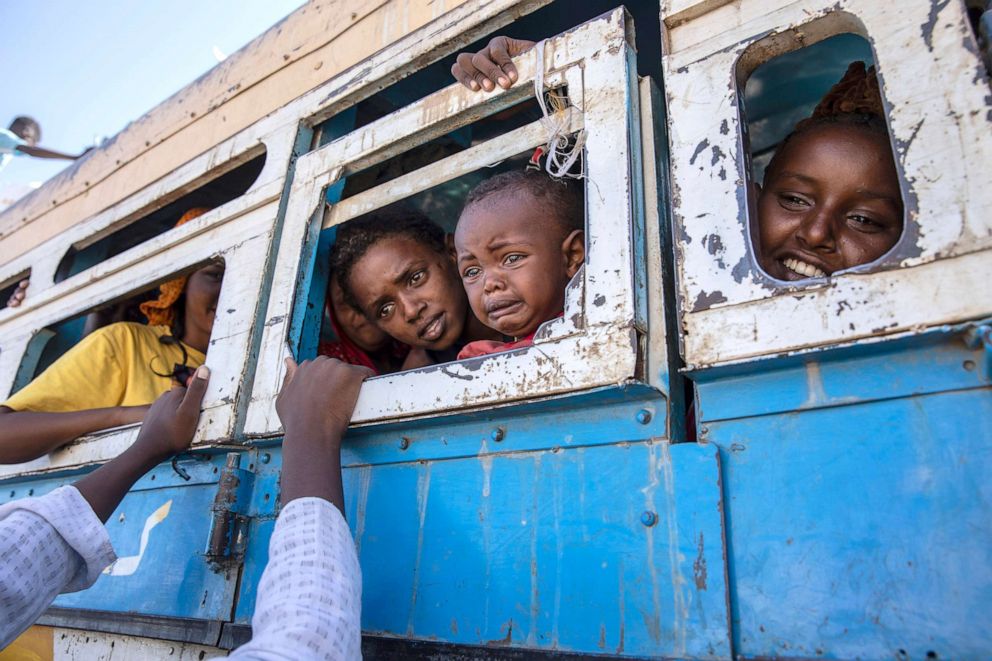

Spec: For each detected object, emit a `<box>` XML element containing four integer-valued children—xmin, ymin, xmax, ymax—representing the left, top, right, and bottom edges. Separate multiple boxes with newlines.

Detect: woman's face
<box><xmin>757</xmin><ymin>124</ymin><xmax>903</xmax><ymax>281</ymax></box>
<box><xmin>183</xmin><ymin>261</ymin><xmax>224</xmax><ymax>345</ymax></box>
<box><xmin>347</xmin><ymin>235</ymin><xmax>468</xmax><ymax>350</ymax></box>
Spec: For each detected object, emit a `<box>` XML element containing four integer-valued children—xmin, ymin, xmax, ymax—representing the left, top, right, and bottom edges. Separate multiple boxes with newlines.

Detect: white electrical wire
<box><xmin>533</xmin><ymin>40</ymin><xmax>586</xmax><ymax>180</ymax></box>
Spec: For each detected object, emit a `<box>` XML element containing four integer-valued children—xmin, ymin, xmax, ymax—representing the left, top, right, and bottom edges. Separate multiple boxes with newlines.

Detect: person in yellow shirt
<box><xmin>0</xmin><ymin>209</ymin><xmax>224</xmax><ymax>464</ymax></box>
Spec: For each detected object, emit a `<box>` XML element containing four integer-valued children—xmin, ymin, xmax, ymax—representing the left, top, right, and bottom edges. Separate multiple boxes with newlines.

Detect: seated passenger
<box><xmin>331</xmin><ymin>210</ymin><xmax>500</xmax><ymax>366</ymax></box>
<box><xmin>0</xmin><ymin>208</ymin><xmax>222</xmax><ymax>464</ymax></box>
<box><xmin>317</xmin><ymin>273</ymin><xmax>410</xmax><ymax>375</ymax></box>
<box><xmin>454</xmin><ymin>170</ymin><xmax>584</xmax><ymax>359</ymax></box>
<box><xmin>755</xmin><ymin>62</ymin><xmax>904</xmax><ymax>280</ymax></box>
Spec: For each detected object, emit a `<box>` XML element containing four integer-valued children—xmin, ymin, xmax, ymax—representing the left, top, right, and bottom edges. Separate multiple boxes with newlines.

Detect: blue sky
<box><xmin>1</xmin><ymin>0</ymin><xmax>303</xmax><ymax>196</ymax></box>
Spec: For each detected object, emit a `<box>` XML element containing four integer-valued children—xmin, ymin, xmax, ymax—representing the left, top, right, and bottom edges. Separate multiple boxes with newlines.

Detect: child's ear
<box><xmin>561</xmin><ymin>229</ymin><xmax>585</xmax><ymax>278</ymax></box>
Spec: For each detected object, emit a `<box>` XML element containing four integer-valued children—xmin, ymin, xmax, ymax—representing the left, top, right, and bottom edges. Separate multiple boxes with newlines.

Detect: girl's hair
<box><xmin>769</xmin><ymin>61</ymin><xmax>889</xmax><ymax>171</ymax></box>
<box><xmin>330</xmin><ymin>208</ymin><xmax>445</xmax><ymax>309</ymax></box>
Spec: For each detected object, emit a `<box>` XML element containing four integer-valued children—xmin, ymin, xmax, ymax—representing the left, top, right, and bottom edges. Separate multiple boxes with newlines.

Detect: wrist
<box><xmin>282</xmin><ymin>420</ymin><xmax>346</xmax><ymax>449</ymax></box>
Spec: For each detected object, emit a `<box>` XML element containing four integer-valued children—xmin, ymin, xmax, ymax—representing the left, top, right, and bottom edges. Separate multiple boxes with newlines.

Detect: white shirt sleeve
<box><xmin>225</xmin><ymin>497</ymin><xmax>362</xmax><ymax>661</ymax></box>
<box><xmin>0</xmin><ymin>485</ymin><xmax>116</xmax><ymax>649</ymax></box>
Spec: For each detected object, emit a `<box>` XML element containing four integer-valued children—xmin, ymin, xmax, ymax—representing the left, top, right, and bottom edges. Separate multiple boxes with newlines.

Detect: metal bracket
<box><xmin>205</xmin><ymin>452</ymin><xmax>254</xmax><ymax>570</ymax></box>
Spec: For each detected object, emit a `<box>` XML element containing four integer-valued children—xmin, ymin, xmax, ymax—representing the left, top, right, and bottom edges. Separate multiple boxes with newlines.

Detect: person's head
<box><xmin>139</xmin><ymin>209</ymin><xmax>223</xmax><ymax>349</ymax></box>
<box><xmin>756</xmin><ymin>62</ymin><xmax>903</xmax><ymax>281</ymax></box>
<box><xmin>9</xmin><ymin>116</ymin><xmax>40</xmax><ymax>146</ymax></box>
<box><xmin>331</xmin><ymin>210</ymin><xmax>468</xmax><ymax>351</ymax></box>
<box><xmin>454</xmin><ymin>171</ymin><xmax>584</xmax><ymax>338</ymax></box>
<box><xmin>327</xmin><ymin>272</ymin><xmax>391</xmax><ymax>353</ymax></box>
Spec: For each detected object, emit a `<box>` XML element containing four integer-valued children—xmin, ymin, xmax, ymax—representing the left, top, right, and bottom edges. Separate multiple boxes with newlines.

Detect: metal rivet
<box><xmin>491</xmin><ymin>427</ymin><xmax>505</xmax><ymax>442</ymax></box>
<box><xmin>640</xmin><ymin>511</ymin><xmax>658</xmax><ymax>527</ymax></box>
<box><xmin>399</xmin><ymin>437</ymin><xmax>410</xmax><ymax>450</ymax></box>
<box><xmin>260</xmin><ymin>453</ymin><xmax>271</xmax><ymax>464</ymax></box>
<box><xmin>636</xmin><ymin>409</ymin><xmax>652</xmax><ymax>425</ymax></box>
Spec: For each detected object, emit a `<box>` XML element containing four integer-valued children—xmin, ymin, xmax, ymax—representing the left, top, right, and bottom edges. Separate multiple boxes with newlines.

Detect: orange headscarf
<box><xmin>139</xmin><ymin>207</ymin><xmax>211</xmax><ymax>327</ymax></box>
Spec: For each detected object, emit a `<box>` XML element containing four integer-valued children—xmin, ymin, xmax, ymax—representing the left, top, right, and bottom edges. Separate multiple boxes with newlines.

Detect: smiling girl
<box><xmin>0</xmin><ymin>208</ymin><xmax>223</xmax><ymax>464</ymax></box>
<box><xmin>755</xmin><ymin>62</ymin><xmax>904</xmax><ymax>281</ymax></box>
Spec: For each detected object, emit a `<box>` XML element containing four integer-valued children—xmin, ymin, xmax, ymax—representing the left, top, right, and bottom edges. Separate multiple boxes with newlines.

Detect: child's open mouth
<box><xmin>782</xmin><ymin>257</ymin><xmax>826</xmax><ymax>279</ymax></box>
<box><xmin>418</xmin><ymin>313</ymin><xmax>446</xmax><ymax>342</ymax></box>
<box><xmin>485</xmin><ymin>299</ymin><xmax>523</xmax><ymax>321</ymax></box>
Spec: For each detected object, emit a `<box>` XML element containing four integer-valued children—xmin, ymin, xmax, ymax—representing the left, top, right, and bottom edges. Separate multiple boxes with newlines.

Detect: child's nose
<box><xmin>483</xmin><ymin>271</ymin><xmax>505</xmax><ymax>293</ymax></box>
<box><xmin>795</xmin><ymin>208</ymin><xmax>837</xmax><ymax>251</ymax></box>
<box><xmin>401</xmin><ymin>296</ymin><xmax>427</xmax><ymax>322</ymax></box>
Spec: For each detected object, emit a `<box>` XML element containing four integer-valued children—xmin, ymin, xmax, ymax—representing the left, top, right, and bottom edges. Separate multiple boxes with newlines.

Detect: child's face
<box><xmin>757</xmin><ymin>124</ymin><xmax>903</xmax><ymax>281</ymax></box>
<box><xmin>455</xmin><ymin>192</ymin><xmax>584</xmax><ymax>338</ymax></box>
<box><xmin>328</xmin><ymin>275</ymin><xmax>389</xmax><ymax>353</ymax></box>
<box><xmin>184</xmin><ymin>261</ymin><xmax>224</xmax><ymax>337</ymax></box>
<box><xmin>347</xmin><ymin>235</ymin><xmax>468</xmax><ymax>350</ymax></box>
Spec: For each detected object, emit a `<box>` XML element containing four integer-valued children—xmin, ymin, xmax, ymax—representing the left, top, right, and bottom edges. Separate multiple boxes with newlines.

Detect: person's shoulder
<box><xmin>93</xmin><ymin>322</ymin><xmax>167</xmax><ymax>345</ymax></box>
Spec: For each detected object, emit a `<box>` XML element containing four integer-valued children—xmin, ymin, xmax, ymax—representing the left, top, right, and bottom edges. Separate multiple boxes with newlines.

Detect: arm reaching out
<box><xmin>0</xmin><ymin>368</ymin><xmax>209</xmax><ymax>648</ymax></box>
<box><xmin>76</xmin><ymin>366</ymin><xmax>210</xmax><ymax>521</ymax></box>
<box><xmin>226</xmin><ymin>357</ymin><xmax>371</xmax><ymax>660</ymax></box>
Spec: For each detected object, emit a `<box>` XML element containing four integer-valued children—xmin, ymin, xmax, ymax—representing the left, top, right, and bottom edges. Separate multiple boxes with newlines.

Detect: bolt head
<box><xmin>640</xmin><ymin>511</ymin><xmax>658</xmax><ymax>527</ymax></box>
<box><xmin>636</xmin><ymin>409</ymin><xmax>652</xmax><ymax>425</ymax></box>
<box><xmin>491</xmin><ymin>427</ymin><xmax>505</xmax><ymax>442</ymax></box>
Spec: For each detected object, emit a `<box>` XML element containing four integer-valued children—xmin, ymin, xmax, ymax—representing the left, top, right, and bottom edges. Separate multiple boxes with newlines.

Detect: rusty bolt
<box><xmin>640</xmin><ymin>511</ymin><xmax>658</xmax><ymax>527</ymax></box>
<box><xmin>636</xmin><ymin>409</ymin><xmax>652</xmax><ymax>425</ymax></box>
<box><xmin>490</xmin><ymin>427</ymin><xmax>505</xmax><ymax>442</ymax></box>
<box><xmin>399</xmin><ymin>437</ymin><xmax>411</xmax><ymax>450</ymax></box>
<box><xmin>260</xmin><ymin>453</ymin><xmax>271</xmax><ymax>464</ymax></box>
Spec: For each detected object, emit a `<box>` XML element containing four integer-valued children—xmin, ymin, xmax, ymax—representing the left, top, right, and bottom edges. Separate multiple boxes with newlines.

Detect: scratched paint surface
<box><xmin>232</xmin><ymin>396</ymin><xmax>730</xmax><ymax>658</ymax></box>
<box><xmin>696</xmin><ymin>330</ymin><xmax>992</xmax><ymax>658</ymax></box>
<box><xmin>0</xmin><ymin>454</ymin><xmax>239</xmax><ymax>620</ymax></box>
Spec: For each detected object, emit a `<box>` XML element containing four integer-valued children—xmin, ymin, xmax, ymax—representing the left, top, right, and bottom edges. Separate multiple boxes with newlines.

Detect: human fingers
<box><xmin>471</xmin><ymin>50</ymin><xmax>506</xmax><ymax>91</ymax></box>
<box><xmin>177</xmin><ymin>365</ymin><xmax>210</xmax><ymax>420</ymax></box>
<box><xmin>489</xmin><ymin>37</ymin><xmax>535</xmax><ymax>86</ymax></box>
<box><xmin>281</xmin><ymin>356</ymin><xmax>298</xmax><ymax>392</ymax></box>
<box><xmin>452</xmin><ymin>52</ymin><xmax>482</xmax><ymax>91</ymax></box>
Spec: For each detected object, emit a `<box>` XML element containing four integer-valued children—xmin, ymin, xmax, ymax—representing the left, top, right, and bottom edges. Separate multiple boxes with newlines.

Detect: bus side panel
<box><xmin>236</xmin><ymin>435</ymin><xmax>731</xmax><ymax>658</ymax></box>
<box><xmin>698</xmin><ymin>333</ymin><xmax>992</xmax><ymax>658</ymax></box>
<box><xmin>0</xmin><ymin>453</ymin><xmax>241</xmax><ymax>622</ymax></box>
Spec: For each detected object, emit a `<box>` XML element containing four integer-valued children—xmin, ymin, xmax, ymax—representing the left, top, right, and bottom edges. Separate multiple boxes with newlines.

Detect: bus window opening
<box><xmin>742</xmin><ymin>34</ymin><xmax>905</xmax><ymax>282</ymax></box>
<box><xmin>0</xmin><ymin>249</ymin><xmax>225</xmax><ymax>465</ymax></box>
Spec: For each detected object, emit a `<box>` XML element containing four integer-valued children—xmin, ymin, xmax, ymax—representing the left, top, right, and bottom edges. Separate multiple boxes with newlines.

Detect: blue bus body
<box><xmin>0</xmin><ymin>1</ymin><xmax>990</xmax><ymax>659</ymax></box>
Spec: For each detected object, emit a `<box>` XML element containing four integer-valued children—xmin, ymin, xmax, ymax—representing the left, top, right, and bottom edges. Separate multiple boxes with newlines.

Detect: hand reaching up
<box><xmin>451</xmin><ymin>36</ymin><xmax>536</xmax><ymax>91</ymax></box>
<box><xmin>132</xmin><ymin>365</ymin><xmax>210</xmax><ymax>463</ymax></box>
<box><xmin>276</xmin><ymin>357</ymin><xmax>374</xmax><ymax>444</ymax></box>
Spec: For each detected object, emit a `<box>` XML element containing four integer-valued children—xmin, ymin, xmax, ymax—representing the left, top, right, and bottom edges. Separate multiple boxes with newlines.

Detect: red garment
<box><xmin>317</xmin><ymin>303</ymin><xmax>408</xmax><ymax>376</ymax></box>
<box><xmin>457</xmin><ymin>332</ymin><xmax>537</xmax><ymax>360</ymax></box>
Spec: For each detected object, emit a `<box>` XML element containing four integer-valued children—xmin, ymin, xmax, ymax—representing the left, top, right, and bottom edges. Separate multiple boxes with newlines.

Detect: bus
<box><xmin>1</xmin><ymin>0</ymin><xmax>989</xmax><ymax>658</ymax></box>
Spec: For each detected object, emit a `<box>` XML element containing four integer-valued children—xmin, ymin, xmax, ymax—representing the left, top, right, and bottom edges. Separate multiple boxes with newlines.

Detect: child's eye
<box><xmin>377</xmin><ymin>302</ymin><xmax>395</xmax><ymax>319</ymax></box>
<box><xmin>463</xmin><ymin>266</ymin><xmax>482</xmax><ymax>279</ymax></box>
<box><xmin>503</xmin><ymin>253</ymin><xmax>525</xmax><ymax>265</ymax></box>
<box><xmin>409</xmin><ymin>270</ymin><xmax>426</xmax><ymax>286</ymax></box>
<box><xmin>847</xmin><ymin>214</ymin><xmax>883</xmax><ymax>232</ymax></box>
<box><xmin>778</xmin><ymin>193</ymin><xmax>810</xmax><ymax>209</ymax></box>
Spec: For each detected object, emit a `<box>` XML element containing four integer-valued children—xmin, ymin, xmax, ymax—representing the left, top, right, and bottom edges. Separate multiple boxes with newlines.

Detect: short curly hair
<box><xmin>330</xmin><ymin>208</ymin><xmax>446</xmax><ymax>309</ymax></box>
<box><xmin>461</xmin><ymin>170</ymin><xmax>584</xmax><ymax>234</ymax></box>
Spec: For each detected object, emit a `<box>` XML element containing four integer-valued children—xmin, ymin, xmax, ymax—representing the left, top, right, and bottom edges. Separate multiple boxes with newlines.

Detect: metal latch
<box><xmin>206</xmin><ymin>452</ymin><xmax>254</xmax><ymax>570</ymax></box>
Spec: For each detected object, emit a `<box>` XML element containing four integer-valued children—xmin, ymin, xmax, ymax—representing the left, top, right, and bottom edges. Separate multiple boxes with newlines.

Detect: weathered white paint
<box><xmin>663</xmin><ymin>0</ymin><xmax>992</xmax><ymax>368</ymax></box>
<box><xmin>245</xmin><ymin>8</ymin><xmax>642</xmax><ymax>432</ymax></box>
<box><xmin>0</xmin><ymin>205</ymin><xmax>278</xmax><ymax>477</ymax></box>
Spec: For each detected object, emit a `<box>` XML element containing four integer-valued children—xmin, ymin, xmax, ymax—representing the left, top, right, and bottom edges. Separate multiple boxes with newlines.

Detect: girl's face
<box><xmin>757</xmin><ymin>124</ymin><xmax>903</xmax><ymax>281</ymax></box>
<box><xmin>329</xmin><ymin>275</ymin><xmax>390</xmax><ymax>353</ymax></box>
<box><xmin>347</xmin><ymin>235</ymin><xmax>468</xmax><ymax>350</ymax></box>
<box><xmin>183</xmin><ymin>261</ymin><xmax>224</xmax><ymax>346</ymax></box>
